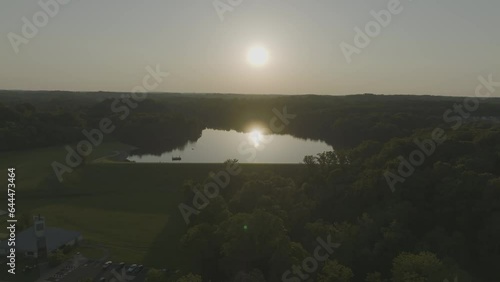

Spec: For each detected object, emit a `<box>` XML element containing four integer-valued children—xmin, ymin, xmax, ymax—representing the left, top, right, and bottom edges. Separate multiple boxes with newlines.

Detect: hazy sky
<box><xmin>1</xmin><ymin>0</ymin><xmax>499</xmax><ymax>96</ymax></box>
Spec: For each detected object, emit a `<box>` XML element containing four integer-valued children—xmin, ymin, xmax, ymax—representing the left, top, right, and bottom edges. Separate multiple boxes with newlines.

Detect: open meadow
<box><xmin>0</xmin><ymin>143</ymin><xmax>305</xmax><ymax>272</ymax></box>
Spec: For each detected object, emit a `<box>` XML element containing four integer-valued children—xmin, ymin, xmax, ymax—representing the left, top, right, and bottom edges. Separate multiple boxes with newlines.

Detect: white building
<box><xmin>0</xmin><ymin>215</ymin><xmax>83</xmax><ymax>258</ymax></box>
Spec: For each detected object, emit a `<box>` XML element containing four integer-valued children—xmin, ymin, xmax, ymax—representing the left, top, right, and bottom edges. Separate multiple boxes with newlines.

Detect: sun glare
<box><xmin>249</xmin><ymin>129</ymin><xmax>264</xmax><ymax>147</ymax></box>
<box><xmin>247</xmin><ymin>46</ymin><xmax>269</xmax><ymax>67</ymax></box>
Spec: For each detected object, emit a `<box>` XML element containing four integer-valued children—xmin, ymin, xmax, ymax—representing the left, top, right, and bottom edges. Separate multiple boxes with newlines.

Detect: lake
<box><xmin>128</xmin><ymin>129</ymin><xmax>332</xmax><ymax>163</ymax></box>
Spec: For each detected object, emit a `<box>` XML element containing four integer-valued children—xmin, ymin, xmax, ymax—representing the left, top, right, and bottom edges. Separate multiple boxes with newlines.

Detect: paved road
<box><xmin>34</xmin><ymin>243</ymin><xmax>149</xmax><ymax>282</ymax></box>
<box><xmin>36</xmin><ymin>254</ymin><xmax>86</xmax><ymax>282</ymax></box>
<box><xmin>58</xmin><ymin>261</ymin><xmax>147</xmax><ymax>282</ymax></box>
<box><xmin>36</xmin><ymin>243</ymin><xmax>110</xmax><ymax>282</ymax></box>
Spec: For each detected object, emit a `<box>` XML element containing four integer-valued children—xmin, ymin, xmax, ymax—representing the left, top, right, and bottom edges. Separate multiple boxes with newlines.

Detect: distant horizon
<box><xmin>1</xmin><ymin>89</ymin><xmax>498</xmax><ymax>99</ymax></box>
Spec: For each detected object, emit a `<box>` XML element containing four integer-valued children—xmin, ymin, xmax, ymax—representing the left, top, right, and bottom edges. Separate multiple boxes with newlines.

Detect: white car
<box><xmin>126</xmin><ymin>264</ymin><xmax>137</xmax><ymax>274</ymax></box>
<box><xmin>102</xmin><ymin>261</ymin><xmax>112</xmax><ymax>269</ymax></box>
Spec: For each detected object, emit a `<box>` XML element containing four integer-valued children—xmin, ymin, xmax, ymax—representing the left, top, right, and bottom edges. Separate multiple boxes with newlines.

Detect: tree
<box><xmin>317</xmin><ymin>260</ymin><xmax>353</xmax><ymax>282</ymax></box>
<box><xmin>391</xmin><ymin>252</ymin><xmax>446</xmax><ymax>282</ymax></box>
<box><xmin>176</xmin><ymin>273</ymin><xmax>202</xmax><ymax>282</ymax></box>
<box><xmin>233</xmin><ymin>269</ymin><xmax>266</xmax><ymax>282</ymax></box>
<box><xmin>145</xmin><ymin>268</ymin><xmax>167</xmax><ymax>282</ymax></box>
<box><xmin>224</xmin><ymin>159</ymin><xmax>239</xmax><ymax>167</ymax></box>
<box><xmin>181</xmin><ymin>223</ymin><xmax>218</xmax><ymax>260</ymax></box>
<box><xmin>365</xmin><ymin>272</ymin><xmax>385</xmax><ymax>282</ymax></box>
<box><xmin>216</xmin><ymin>210</ymin><xmax>292</xmax><ymax>278</ymax></box>
<box><xmin>217</xmin><ymin>210</ymin><xmax>289</xmax><ymax>261</ymax></box>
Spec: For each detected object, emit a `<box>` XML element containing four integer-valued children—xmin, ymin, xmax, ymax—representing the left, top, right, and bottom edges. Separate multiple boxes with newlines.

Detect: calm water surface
<box><xmin>128</xmin><ymin>129</ymin><xmax>332</xmax><ymax>163</ymax></box>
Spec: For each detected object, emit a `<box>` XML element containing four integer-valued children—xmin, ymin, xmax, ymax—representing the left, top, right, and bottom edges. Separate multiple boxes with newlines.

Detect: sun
<box><xmin>247</xmin><ymin>46</ymin><xmax>269</xmax><ymax>67</ymax></box>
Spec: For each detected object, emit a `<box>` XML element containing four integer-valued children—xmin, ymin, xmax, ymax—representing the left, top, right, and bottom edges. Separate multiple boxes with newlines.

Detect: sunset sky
<box><xmin>1</xmin><ymin>0</ymin><xmax>499</xmax><ymax>96</ymax></box>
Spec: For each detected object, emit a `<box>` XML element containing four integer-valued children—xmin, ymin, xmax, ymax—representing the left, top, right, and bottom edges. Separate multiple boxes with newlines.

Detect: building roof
<box><xmin>1</xmin><ymin>226</ymin><xmax>81</xmax><ymax>252</ymax></box>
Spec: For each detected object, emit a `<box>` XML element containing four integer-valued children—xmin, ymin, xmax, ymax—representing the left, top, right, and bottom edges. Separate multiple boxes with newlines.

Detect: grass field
<box><xmin>0</xmin><ymin>143</ymin><xmax>305</xmax><ymax>273</ymax></box>
<box><xmin>0</xmin><ymin>142</ymin><xmax>136</xmax><ymax>192</ymax></box>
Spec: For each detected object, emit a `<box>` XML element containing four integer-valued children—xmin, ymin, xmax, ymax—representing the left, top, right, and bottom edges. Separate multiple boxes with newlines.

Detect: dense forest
<box><xmin>1</xmin><ymin>91</ymin><xmax>499</xmax><ymax>281</ymax></box>
<box><xmin>177</xmin><ymin>126</ymin><xmax>500</xmax><ymax>281</ymax></box>
<box><xmin>1</xmin><ymin>91</ymin><xmax>499</xmax><ymax>153</ymax></box>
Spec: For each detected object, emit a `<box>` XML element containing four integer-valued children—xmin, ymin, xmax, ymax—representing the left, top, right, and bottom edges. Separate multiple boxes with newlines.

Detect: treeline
<box><xmin>0</xmin><ymin>97</ymin><xmax>203</xmax><ymax>154</ymax></box>
<box><xmin>0</xmin><ymin>102</ymin><xmax>83</xmax><ymax>150</ymax></box>
<box><xmin>2</xmin><ymin>92</ymin><xmax>500</xmax><ymax>154</ymax></box>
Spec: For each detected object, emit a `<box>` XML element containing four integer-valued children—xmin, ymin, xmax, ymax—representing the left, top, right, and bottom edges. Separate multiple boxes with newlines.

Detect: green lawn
<box><xmin>0</xmin><ymin>142</ymin><xmax>136</xmax><ymax>192</ymax></box>
<box><xmin>0</xmin><ymin>144</ymin><xmax>305</xmax><ymax>272</ymax></box>
<box><xmin>77</xmin><ymin>245</ymin><xmax>106</xmax><ymax>260</ymax></box>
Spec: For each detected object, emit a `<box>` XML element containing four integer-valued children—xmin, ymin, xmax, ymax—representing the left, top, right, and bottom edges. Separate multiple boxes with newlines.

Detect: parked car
<box><xmin>126</xmin><ymin>264</ymin><xmax>137</xmax><ymax>274</ymax></box>
<box><xmin>135</xmin><ymin>265</ymin><xmax>144</xmax><ymax>273</ymax></box>
<box><xmin>117</xmin><ymin>262</ymin><xmax>125</xmax><ymax>270</ymax></box>
<box><xmin>102</xmin><ymin>261</ymin><xmax>112</xmax><ymax>269</ymax></box>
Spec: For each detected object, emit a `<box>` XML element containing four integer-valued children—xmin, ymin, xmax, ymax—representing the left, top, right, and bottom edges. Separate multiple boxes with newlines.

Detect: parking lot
<box><xmin>56</xmin><ymin>260</ymin><xmax>148</xmax><ymax>282</ymax></box>
<box><xmin>35</xmin><ymin>253</ymin><xmax>147</xmax><ymax>282</ymax></box>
